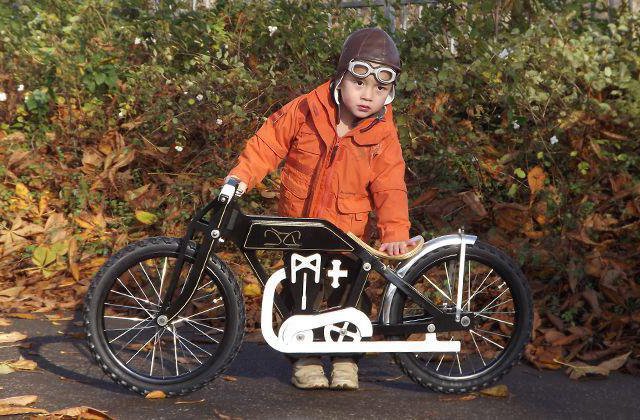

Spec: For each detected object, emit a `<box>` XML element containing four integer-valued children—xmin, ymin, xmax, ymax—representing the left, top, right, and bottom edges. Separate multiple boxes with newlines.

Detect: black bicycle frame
<box><xmin>156</xmin><ymin>191</ymin><xmax>471</xmax><ymax>335</ymax></box>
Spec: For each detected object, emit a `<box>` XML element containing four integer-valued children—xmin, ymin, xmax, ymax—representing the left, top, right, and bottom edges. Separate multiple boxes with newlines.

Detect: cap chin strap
<box><xmin>333</xmin><ymin>73</ymin><xmax>345</xmax><ymax>105</ymax></box>
<box><xmin>332</xmin><ymin>73</ymin><xmax>396</xmax><ymax>106</ymax></box>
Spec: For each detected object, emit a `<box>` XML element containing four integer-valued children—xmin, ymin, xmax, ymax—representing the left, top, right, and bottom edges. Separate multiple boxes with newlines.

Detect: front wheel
<box><xmin>83</xmin><ymin>236</ymin><xmax>245</xmax><ymax>396</ymax></box>
<box><xmin>389</xmin><ymin>240</ymin><xmax>533</xmax><ymax>393</ymax></box>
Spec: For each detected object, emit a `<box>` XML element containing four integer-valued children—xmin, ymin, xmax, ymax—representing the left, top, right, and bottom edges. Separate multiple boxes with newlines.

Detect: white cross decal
<box><xmin>328</xmin><ymin>259</ymin><xmax>348</xmax><ymax>289</ymax></box>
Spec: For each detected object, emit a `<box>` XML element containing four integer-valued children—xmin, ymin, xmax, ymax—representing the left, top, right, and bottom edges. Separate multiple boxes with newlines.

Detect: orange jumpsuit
<box><xmin>229</xmin><ymin>79</ymin><xmax>410</xmax><ymax>243</ymax></box>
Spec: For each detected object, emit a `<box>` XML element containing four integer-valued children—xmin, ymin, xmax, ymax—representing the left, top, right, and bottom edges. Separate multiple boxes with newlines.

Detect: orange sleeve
<box><xmin>369</xmin><ymin>130</ymin><xmax>410</xmax><ymax>243</ymax></box>
<box><xmin>228</xmin><ymin>95</ymin><xmax>307</xmax><ymax>191</ymax></box>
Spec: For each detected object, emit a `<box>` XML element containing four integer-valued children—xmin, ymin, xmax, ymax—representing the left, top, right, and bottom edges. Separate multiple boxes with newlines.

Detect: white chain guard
<box><xmin>261</xmin><ymin>268</ymin><xmax>460</xmax><ymax>354</ymax></box>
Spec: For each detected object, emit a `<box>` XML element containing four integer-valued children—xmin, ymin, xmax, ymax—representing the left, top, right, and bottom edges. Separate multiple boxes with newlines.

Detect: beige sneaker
<box><xmin>330</xmin><ymin>357</ymin><xmax>359</xmax><ymax>390</ymax></box>
<box><xmin>291</xmin><ymin>357</ymin><xmax>329</xmax><ymax>389</ymax></box>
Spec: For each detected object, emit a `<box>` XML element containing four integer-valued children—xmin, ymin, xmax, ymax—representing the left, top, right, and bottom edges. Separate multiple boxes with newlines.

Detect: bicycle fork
<box><xmin>155</xmin><ymin>185</ymin><xmax>238</xmax><ymax>326</ymax></box>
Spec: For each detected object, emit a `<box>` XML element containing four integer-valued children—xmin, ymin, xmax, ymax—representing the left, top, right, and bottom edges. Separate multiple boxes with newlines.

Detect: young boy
<box><xmin>226</xmin><ymin>28</ymin><xmax>416</xmax><ymax>390</ymax></box>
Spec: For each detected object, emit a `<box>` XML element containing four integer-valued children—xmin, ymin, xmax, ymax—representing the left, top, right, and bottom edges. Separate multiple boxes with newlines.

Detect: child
<box><xmin>225</xmin><ymin>27</ymin><xmax>417</xmax><ymax>390</ymax></box>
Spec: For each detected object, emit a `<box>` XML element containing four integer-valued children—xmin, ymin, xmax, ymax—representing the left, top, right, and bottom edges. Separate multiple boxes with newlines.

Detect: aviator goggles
<box><xmin>347</xmin><ymin>59</ymin><xmax>397</xmax><ymax>84</ymax></box>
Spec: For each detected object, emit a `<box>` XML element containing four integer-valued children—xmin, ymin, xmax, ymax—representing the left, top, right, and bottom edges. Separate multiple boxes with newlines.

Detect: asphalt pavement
<box><xmin>0</xmin><ymin>312</ymin><xmax>637</xmax><ymax>419</ymax></box>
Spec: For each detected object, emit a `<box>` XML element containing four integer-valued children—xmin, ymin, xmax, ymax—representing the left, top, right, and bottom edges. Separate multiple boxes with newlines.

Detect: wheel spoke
<box><xmin>475</xmin><ymin>313</ymin><xmax>514</xmax><ymax>326</ymax></box>
<box><xmin>138</xmin><ymin>262</ymin><xmax>161</xmax><ymax>301</ymax></box>
<box><xmin>443</xmin><ymin>261</ymin><xmax>453</xmax><ymax>298</ymax></box>
<box><xmin>470</xmin><ymin>329</ymin><xmax>505</xmax><ymax>350</ymax></box>
<box><xmin>462</xmin><ymin>269</ymin><xmax>495</xmax><ymax>309</ymax></box>
<box><xmin>422</xmin><ymin>274</ymin><xmax>452</xmax><ymax>302</ymax></box>
<box><xmin>183</xmin><ymin>319</ymin><xmax>220</xmax><ymax>344</ymax></box>
<box><xmin>128</xmin><ymin>268</ymin><xmax>153</xmax><ymax>307</ymax></box>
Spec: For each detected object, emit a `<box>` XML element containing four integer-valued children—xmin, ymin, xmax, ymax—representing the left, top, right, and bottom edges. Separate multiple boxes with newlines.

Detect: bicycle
<box><xmin>83</xmin><ymin>178</ymin><xmax>533</xmax><ymax>396</ymax></box>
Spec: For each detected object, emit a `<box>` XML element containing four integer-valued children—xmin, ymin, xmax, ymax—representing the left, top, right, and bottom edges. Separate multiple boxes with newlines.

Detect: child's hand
<box><xmin>224</xmin><ymin>175</ymin><xmax>247</xmax><ymax>196</ymax></box>
<box><xmin>378</xmin><ymin>237</ymin><xmax>420</xmax><ymax>256</ymax></box>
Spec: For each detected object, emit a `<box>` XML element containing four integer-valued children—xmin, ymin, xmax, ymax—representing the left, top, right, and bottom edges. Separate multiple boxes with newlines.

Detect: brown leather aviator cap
<box><xmin>336</xmin><ymin>28</ymin><xmax>401</xmax><ymax>76</ymax></box>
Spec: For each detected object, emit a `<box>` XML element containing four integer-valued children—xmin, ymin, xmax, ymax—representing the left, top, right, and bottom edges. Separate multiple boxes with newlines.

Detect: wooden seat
<box><xmin>347</xmin><ymin>232</ymin><xmax>424</xmax><ymax>261</ymax></box>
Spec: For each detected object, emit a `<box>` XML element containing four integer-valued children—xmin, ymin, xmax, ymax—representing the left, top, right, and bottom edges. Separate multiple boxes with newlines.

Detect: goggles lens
<box><xmin>348</xmin><ymin>60</ymin><xmax>396</xmax><ymax>84</ymax></box>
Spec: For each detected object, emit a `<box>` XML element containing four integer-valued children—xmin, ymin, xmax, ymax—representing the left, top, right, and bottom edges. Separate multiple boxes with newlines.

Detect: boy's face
<box><xmin>338</xmin><ymin>64</ymin><xmax>392</xmax><ymax>122</ymax></box>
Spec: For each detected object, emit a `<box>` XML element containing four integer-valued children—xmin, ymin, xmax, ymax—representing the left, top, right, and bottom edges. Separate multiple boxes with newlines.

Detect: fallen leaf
<box><xmin>527</xmin><ymin>166</ymin><xmax>546</xmax><ymax>196</ymax></box>
<box><xmin>0</xmin><ymin>286</ymin><xmax>25</xmax><ymax>298</ymax></box>
<box><xmin>7</xmin><ymin>313</ymin><xmax>38</xmax><ymax>320</ymax></box>
<box><xmin>0</xmin><ymin>395</ymin><xmax>38</xmax><ymax>406</ymax></box>
<box><xmin>9</xmin><ymin>356</ymin><xmax>37</xmax><ymax>371</ymax></box>
<box><xmin>243</xmin><ymin>284</ymin><xmax>261</xmax><ymax>298</ymax></box>
<box><xmin>480</xmin><ymin>384</ymin><xmax>509</xmax><ymax>397</ymax></box>
<box><xmin>49</xmin><ymin>406</ymin><xmax>113</xmax><ymax>419</ymax></box>
<box><xmin>438</xmin><ymin>394</ymin><xmax>477</xmax><ymax>401</ymax></box>
<box><xmin>45</xmin><ymin>314</ymin><xmax>74</xmax><ymax>321</ymax></box>
<box><xmin>0</xmin><ymin>318</ymin><xmax>10</xmax><ymax>327</ymax></box>
<box><xmin>0</xmin><ymin>364</ymin><xmax>15</xmax><ymax>374</ymax></box>
<box><xmin>0</xmin><ymin>331</ymin><xmax>27</xmax><ymax>343</ymax></box>
<box><xmin>260</xmin><ymin>190</ymin><xmax>277</xmax><ymax>199</ymax></box>
<box><xmin>563</xmin><ymin>352</ymin><xmax>631</xmax><ymax>379</ymax></box>
<box><xmin>0</xmin><ymin>406</ymin><xmax>48</xmax><ymax>415</ymax></box>
<box><xmin>146</xmin><ymin>390</ymin><xmax>167</xmax><ymax>399</ymax></box>
<box><xmin>221</xmin><ymin>375</ymin><xmax>237</xmax><ymax>382</ymax></box>
<box><xmin>135</xmin><ymin>210</ymin><xmax>158</xmax><ymax>225</ymax></box>
<box><xmin>175</xmin><ymin>399</ymin><xmax>206</xmax><ymax>405</ymax></box>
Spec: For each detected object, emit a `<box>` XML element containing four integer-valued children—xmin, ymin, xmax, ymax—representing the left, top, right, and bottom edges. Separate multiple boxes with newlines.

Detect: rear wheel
<box><xmin>389</xmin><ymin>241</ymin><xmax>532</xmax><ymax>393</ymax></box>
<box><xmin>84</xmin><ymin>236</ymin><xmax>245</xmax><ymax>396</ymax></box>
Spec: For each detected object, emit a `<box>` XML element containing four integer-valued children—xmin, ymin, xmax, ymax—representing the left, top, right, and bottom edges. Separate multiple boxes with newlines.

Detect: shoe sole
<box><xmin>292</xmin><ymin>378</ymin><xmax>329</xmax><ymax>390</ymax></box>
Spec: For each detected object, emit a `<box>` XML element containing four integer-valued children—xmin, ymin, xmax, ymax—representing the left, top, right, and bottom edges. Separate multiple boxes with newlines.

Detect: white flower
<box><xmin>174</xmin><ymin>145</ymin><xmax>184</xmax><ymax>152</ymax></box>
<box><xmin>449</xmin><ymin>38</ymin><xmax>457</xmax><ymax>56</ymax></box>
<box><xmin>196</xmin><ymin>94</ymin><xmax>203</xmax><ymax>102</ymax></box>
<box><xmin>268</xmin><ymin>26</ymin><xmax>278</xmax><ymax>37</ymax></box>
<box><xmin>118</xmin><ymin>109</ymin><xmax>126</xmax><ymax>118</ymax></box>
<box><xmin>498</xmin><ymin>48</ymin><xmax>511</xmax><ymax>59</ymax></box>
<box><xmin>0</xmin><ymin>92</ymin><xmax>6</xmax><ymax>101</ymax></box>
<box><xmin>512</xmin><ymin>122</ymin><xmax>520</xmax><ymax>130</ymax></box>
<box><xmin>183</xmin><ymin>91</ymin><xmax>188</xmax><ymax>95</ymax></box>
<box><xmin>17</xmin><ymin>84</ymin><xmax>24</xmax><ymax>92</ymax></box>
<box><xmin>216</xmin><ymin>118</ymin><xmax>223</xmax><ymax>125</ymax></box>
<box><xmin>134</xmin><ymin>37</ymin><xmax>141</xmax><ymax>45</ymax></box>
<box><xmin>150</xmin><ymin>37</ymin><xmax>156</xmax><ymax>44</ymax></box>
<box><xmin>550</xmin><ymin>135</ymin><xmax>559</xmax><ymax>145</ymax></box>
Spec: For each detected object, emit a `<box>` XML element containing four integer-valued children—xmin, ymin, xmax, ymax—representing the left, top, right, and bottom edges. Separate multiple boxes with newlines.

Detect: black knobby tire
<box><xmin>83</xmin><ymin>236</ymin><xmax>245</xmax><ymax>396</ymax></box>
<box><xmin>389</xmin><ymin>240</ymin><xmax>533</xmax><ymax>394</ymax></box>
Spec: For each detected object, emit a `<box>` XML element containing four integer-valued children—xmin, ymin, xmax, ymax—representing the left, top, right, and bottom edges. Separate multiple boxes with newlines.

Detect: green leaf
<box><xmin>135</xmin><ymin>210</ymin><xmax>158</xmax><ymax>225</ymax></box>
<box><xmin>32</xmin><ymin>246</ymin><xmax>56</xmax><ymax>268</ymax></box>
<box><xmin>514</xmin><ymin>168</ymin><xmax>526</xmax><ymax>179</ymax></box>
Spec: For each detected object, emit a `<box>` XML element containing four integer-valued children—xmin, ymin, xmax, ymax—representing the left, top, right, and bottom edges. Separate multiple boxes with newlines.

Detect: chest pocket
<box><xmin>335</xmin><ymin>140</ymin><xmax>373</xmax><ymax>194</ymax></box>
<box><xmin>286</xmin><ymin>127</ymin><xmax>322</xmax><ymax>174</ymax></box>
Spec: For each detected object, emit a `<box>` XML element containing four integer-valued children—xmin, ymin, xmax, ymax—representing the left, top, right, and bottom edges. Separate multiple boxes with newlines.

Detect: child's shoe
<box><xmin>330</xmin><ymin>357</ymin><xmax>359</xmax><ymax>390</ymax></box>
<box><xmin>291</xmin><ymin>357</ymin><xmax>329</xmax><ymax>389</ymax></box>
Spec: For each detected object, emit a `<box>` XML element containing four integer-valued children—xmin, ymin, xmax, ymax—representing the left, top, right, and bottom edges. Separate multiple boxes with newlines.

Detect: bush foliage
<box><xmin>0</xmin><ymin>0</ymin><xmax>638</xmax><ymax>372</ymax></box>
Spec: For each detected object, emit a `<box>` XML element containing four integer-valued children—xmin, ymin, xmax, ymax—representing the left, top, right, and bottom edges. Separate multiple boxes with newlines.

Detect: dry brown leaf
<box><xmin>9</xmin><ymin>356</ymin><xmax>37</xmax><ymax>371</ymax></box>
<box><xmin>145</xmin><ymin>390</ymin><xmax>167</xmax><ymax>399</ymax></box>
<box><xmin>221</xmin><ymin>375</ymin><xmax>237</xmax><ymax>382</ymax></box>
<box><xmin>0</xmin><ymin>318</ymin><xmax>11</xmax><ymax>327</ymax></box>
<box><xmin>260</xmin><ymin>190</ymin><xmax>277</xmax><ymax>199</ymax></box>
<box><xmin>527</xmin><ymin>166</ymin><xmax>546</xmax><ymax>196</ymax></box>
<box><xmin>49</xmin><ymin>406</ymin><xmax>113</xmax><ymax>419</ymax></box>
<box><xmin>0</xmin><ymin>394</ymin><xmax>38</xmax><ymax>406</ymax></box>
<box><xmin>0</xmin><ymin>286</ymin><xmax>25</xmax><ymax>298</ymax></box>
<box><xmin>175</xmin><ymin>399</ymin><xmax>206</xmax><ymax>405</ymax></box>
<box><xmin>480</xmin><ymin>384</ymin><xmax>509</xmax><ymax>397</ymax></box>
<box><xmin>410</xmin><ymin>187</ymin><xmax>439</xmax><ymax>208</ymax></box>
<box><xmin>565</xmin><ymin>352</ymin><xmax>631</xmax><ymax>379</ymax></box>
<box><xmin>7</xmin><ymin>313</ymin><xmax>38</xmax><ymax>320</ymax></box>
<box><xmin>0</xmin><ymin>364</ymin><xmax>15</xmax><ymax>374</ymax></box>
<box><xmin>45</xmin><ymin>314</ymin><xmax>74</xmax><ymax>321</ymax></box>
<box><xmin>438</xmin><ymin>394</ymin><xmax>477</xmax><ymax>401</ymax></box>
<box><xmin>0</xmin><ymin>331</ymin><xmax>27</xmax><ymax>343</ymax></box>
<box><xmin>0</xmin><ymin>406</ymin><xmax>48</xmax><ymax>415</ymax></box>
<box><xmin>459</xmin><ymin>191</ymin><xmax>488</xmax><ymax>218</ymax></box>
